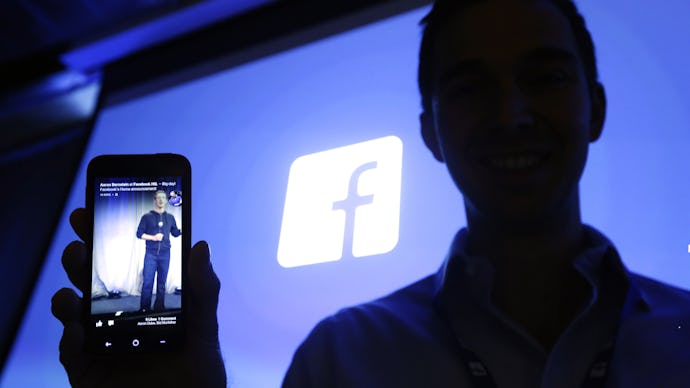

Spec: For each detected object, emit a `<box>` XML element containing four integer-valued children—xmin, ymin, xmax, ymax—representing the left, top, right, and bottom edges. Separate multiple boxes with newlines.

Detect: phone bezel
<box><xmin>85</xmin><ymin>153</ymin><xmax>191</xmax><ymax>354</ymax></box>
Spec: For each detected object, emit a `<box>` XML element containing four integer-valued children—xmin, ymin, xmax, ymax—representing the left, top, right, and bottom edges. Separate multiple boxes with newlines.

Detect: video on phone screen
<box><xmin>92</xmin><ymin>177</ymin><xmax>183</xmax><ymax>328</ymax></box>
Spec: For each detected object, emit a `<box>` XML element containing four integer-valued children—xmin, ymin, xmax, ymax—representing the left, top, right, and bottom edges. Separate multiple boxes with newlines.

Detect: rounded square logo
<box><xmin>277</xmin><ymin>136</ymin><xmax>403</xmax><ymax>268</ymax></box>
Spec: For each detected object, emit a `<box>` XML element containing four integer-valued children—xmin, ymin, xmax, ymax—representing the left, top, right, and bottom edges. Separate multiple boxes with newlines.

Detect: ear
<box><xmin>588</xmin><ymin>82</ymin><xmax>607</xmax><ymax>142</ymax></box>
<box><xmin>420</xmin><ymin>111</ymin><xmax>444</xmax><ymax>162</ymax></box>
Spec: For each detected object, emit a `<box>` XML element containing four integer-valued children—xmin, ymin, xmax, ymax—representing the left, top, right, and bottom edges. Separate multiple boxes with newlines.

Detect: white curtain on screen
<box><xmin>91</xmin><ymin>195</ymin><xmax>182</xmax><ymax>298</ymax></box>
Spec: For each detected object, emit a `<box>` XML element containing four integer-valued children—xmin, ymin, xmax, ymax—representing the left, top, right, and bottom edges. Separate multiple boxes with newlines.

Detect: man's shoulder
<box><xmin>331</xmin><ymin>274</ymin><xmax>437</xmax><ymax>329</ymax></box>
<box><xmin>284</xmin><ymin>273</ymin><xmax>456</xmax><ymax>386</ymax></box>
<box><xmin>303</xmin><ymin>273</ymin><xmax>445</xmax><ymax>351</ymax></box>
<box><xmin>140</xmin><ymin>211</ymin><xmax>155</xmax><ymax>220</ymax></box>
<box><xmin>138</xmin><ymin>212</ymin><xmax>153</xmax><ymax>227</ymax></box>
<box><xmin>629</xmin><ymin>272</ymin><xmax>690</xmax><ymax>312</ymax></box>
<box><xmin>614</xmin><ymin>272</ymin><xmax>690</xmax><ymax>384</ymax></box>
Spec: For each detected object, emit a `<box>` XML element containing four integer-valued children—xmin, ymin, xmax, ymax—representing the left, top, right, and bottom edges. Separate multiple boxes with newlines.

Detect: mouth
<box><xmin>484</xmin><ymin>153</ymin><xmax>548</xmax><ymax>171</ymax></box>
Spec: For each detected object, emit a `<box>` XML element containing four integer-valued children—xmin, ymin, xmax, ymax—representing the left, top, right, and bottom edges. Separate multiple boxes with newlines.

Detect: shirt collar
<box><xmin>433</xmin><ymin>225</ymin><xmax>651</xmax><ymax>311</ymax></box>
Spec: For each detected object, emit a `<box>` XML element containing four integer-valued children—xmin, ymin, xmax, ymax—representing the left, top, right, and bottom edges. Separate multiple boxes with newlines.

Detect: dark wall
<box><xmin>0</xmin><ymin>121</ymin><xmax>92</xmax><ymax>372</ymax></box>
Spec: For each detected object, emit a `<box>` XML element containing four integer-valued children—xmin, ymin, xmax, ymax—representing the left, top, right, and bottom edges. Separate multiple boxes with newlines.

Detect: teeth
<box><xmin>489</xmin><ymin>155</ymin><xmax>542</xmax><ymax>170</ymax></box>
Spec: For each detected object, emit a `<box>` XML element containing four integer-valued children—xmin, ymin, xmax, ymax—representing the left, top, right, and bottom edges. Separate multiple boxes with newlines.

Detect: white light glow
<box><xmin>277</xmin><ymin>136</ymin><xmax>403</xmax><ymax>268</ymax></box>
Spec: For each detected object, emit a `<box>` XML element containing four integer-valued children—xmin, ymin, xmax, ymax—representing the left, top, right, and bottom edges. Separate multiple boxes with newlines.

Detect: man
<box><xmin>136</xmin><ymin>190</ymin><xmax>181</xmax><ymax>313</ymax></box>
<box><xmin>283</xmin><ymin>0</ymin><xmax>690</xmax><ymax>386</ymax></box>
<box><xmin>52</xmin><ymin>0</ymin><xmax>690</xmax><ymax>387</ymax></box>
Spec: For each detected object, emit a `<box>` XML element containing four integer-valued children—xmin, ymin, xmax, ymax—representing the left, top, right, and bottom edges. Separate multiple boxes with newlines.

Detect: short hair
<box><xmin>417</xmin><ymin>0</ymin><xmax>600</xmax><ymax>114</ymax></box>
<box><xmin>154</xmin><ymin>190</ymin><xmax>167</xmax><ymax>198</ymax></box>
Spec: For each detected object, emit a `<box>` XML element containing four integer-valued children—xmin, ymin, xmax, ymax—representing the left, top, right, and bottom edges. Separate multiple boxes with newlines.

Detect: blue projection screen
<box><xmin>3</xmin><ymin>2</ymin><xmax>690</xmax><ymax>386</ymax></box>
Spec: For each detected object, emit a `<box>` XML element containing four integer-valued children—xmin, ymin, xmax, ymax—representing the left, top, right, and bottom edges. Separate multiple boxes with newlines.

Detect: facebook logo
<box><xmin>277</xmin><ymin>136</ymin><xmax>403</xmax><ymax>268</ymax></box>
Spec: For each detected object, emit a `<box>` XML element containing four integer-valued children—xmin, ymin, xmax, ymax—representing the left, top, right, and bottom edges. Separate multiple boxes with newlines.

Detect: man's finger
<box><xmin>52</xmin><ymin>288</ymin><xmax>82</xmax><ymax>325</ymax></box>
<box><xmin>62</xmin><ymin>241</ymin><xmax>89</xmax><ymax>294</ymax></box>
<box><xmin>188</xmin><ymin>241</ymin><xmax>220</xmax><ymax>343</ymax></box>
<box><xmin>186</xmin><ymin>241</ymin><xmax>227</xmax><ymax>386</ymax></box>
<box><xmin>69</xmin><ymin>208</ymin><xmax>90</xmax><ymax>242</ymax></box>
<box><xmin>59</xmin><ymin>322</ymin><xmax>89</xmax><ymax>385</ymax></box>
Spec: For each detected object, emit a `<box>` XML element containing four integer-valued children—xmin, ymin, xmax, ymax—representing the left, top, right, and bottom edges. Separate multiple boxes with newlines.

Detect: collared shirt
<box><xmin>283</xmin><ymin>226</ymin><xmax>690</xmax><ymax>388</ymax></box>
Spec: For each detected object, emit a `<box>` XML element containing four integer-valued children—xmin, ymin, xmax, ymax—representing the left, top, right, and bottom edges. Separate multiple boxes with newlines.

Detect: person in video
<box><xmin>136</xmin><ymin>189</ymin><xmax>181</xmax><ymax>313</ymax></box>
<box><xmin>52</xmin><ymin>0</ymin><xmax>690</xmax><ymax>387</ymax></box>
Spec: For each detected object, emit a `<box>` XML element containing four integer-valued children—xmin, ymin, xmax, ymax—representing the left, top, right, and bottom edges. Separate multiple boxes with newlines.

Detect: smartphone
<box><xmin>85</xmin><ymin>154</ymin><xmax>191</xmax><ymax>353</ymax></box>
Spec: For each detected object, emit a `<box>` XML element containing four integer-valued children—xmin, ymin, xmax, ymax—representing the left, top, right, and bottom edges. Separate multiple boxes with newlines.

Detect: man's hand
<box><xmin>51</xmin><ymin>208</ymin><xmax>227</xmax><ymax>387</ymax></box>
<box><xmin>154</xmin><ymin>233</ymin><xmax>164</xmax><ymax>241</ymax></box>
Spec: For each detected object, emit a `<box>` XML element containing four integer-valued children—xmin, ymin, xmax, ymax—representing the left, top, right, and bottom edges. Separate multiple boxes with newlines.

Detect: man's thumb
<box><xmin>188</xmin><ymin>240</ymin><xmax>220</xmax><ymax>343</ymax></box>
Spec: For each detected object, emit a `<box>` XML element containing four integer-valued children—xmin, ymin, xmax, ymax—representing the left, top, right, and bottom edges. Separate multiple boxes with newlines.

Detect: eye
<box><xmin>444</xmin><ymin>76</ymin><xmax>487</xmax><ymax>101</ymax></box>
<box><xmin>522</xmin><ymin>68</ymin><xmax>572</xmax><ymax>90</ymax></box>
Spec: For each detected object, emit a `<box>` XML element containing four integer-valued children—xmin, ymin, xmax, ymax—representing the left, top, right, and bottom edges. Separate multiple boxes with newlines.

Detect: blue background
<box><xmin>3</xmin><ymin>2</ymin><xmax>690</xmax><ymax>386</ymax></box>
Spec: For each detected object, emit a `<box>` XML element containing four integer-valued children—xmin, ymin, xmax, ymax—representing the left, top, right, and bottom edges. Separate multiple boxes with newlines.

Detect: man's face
<box><xmin>424</xmin><ymin>0</ymin><xmax>605</xmax><ymax>224</ymax></box>
<box><xmin>155</xmin><ymin>193</ymin><xmax>167</xmax><ymax>209</ymax></box>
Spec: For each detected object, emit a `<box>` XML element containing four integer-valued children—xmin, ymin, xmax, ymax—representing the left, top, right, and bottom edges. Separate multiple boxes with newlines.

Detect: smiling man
<box><xmin>282</xmin><ymin>0</ymin><xmax>690</xmax><ymax>387</ymax></box>
<box><xmin>419</xmin><ymin>0</ymin><xmax>606</xmax><ymax>352</ymax></box>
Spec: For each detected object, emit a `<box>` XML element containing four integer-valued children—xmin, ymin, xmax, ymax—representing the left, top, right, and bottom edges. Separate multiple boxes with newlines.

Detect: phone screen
<box><xmin>88</xmin><ymin>174</ymin><xmax>185</xmax><ymax>352</ymax></box>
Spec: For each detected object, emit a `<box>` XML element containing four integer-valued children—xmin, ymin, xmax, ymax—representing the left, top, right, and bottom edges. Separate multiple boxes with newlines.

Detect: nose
<box><xmin>494</xmin><ymin>81</ymin><xmax>535</xmax><ymax>133</ymax></box>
